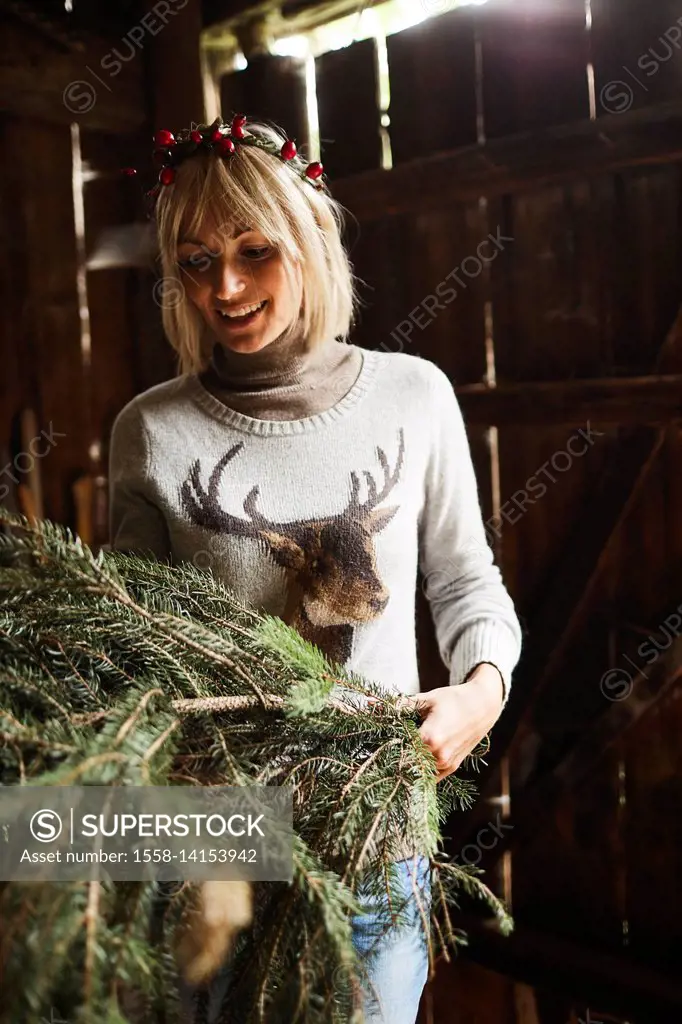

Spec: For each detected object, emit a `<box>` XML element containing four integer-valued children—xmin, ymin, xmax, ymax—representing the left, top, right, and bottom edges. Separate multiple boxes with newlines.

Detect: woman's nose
<box><xmin>215</xmin><ymin>259</ymin><xmax>247</xmax><ymax>301</ymax></box>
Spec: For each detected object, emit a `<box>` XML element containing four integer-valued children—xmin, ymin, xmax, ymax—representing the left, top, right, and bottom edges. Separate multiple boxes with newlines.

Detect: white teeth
<box><xmin>218</xmin><ymin>301</ymin><xmax>265</xmax><ymax>319</ymax></box>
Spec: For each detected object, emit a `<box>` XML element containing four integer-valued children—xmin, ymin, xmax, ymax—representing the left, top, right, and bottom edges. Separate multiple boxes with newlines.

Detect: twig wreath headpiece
<box><xmin>122</xmin><ymin>114</ymin><xmax>325</xmax><ymax>215</ymax></box>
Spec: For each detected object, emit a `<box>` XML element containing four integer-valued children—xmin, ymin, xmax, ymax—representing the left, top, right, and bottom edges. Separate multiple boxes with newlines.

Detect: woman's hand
<box><xmin>395</xmin><ymin>663</ymin><xmax>506</xmax><ymax>782</ymax></box>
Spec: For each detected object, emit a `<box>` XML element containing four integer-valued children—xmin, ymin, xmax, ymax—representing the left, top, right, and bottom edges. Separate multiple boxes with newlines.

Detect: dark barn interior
<box><xmin>1</xmin><ymin>0</ymin><xmax>682</xmax><ymax>1022</ymax></box>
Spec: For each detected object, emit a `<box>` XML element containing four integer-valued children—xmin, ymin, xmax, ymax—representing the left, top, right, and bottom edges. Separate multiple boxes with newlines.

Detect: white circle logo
<box><xmin>30</xmin><ymin>809</ymin><xmax>63</xmax><ymax>843</ymax></box>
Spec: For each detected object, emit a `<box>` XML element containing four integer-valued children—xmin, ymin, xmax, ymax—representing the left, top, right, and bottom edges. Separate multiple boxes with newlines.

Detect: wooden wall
<box><xmin>2</xmin><ymin>0</ymin><xmax>682</xmax><ymax>1020</ymax></box>
<box><xmin>0</xmin><ymin>112</ymin><xmax>171</xmax><ymax>538</ymax></box>
<box><xmin>0</xmin><ymin>0</ymin><xmax>197</xmax><ymax>542</ymax></box>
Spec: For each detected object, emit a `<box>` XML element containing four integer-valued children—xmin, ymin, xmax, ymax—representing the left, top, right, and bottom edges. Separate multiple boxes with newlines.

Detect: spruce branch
<box><xmin>0</xmin><ymin>509</ymin><xmax>513</xmax><ymax>1023</ymax></box>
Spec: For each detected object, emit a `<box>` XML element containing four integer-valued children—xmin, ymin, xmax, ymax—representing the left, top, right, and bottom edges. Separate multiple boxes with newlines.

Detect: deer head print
<box><xmin>180</xmin><ymin>428</ymin><xmax>405</xmax><ymax>664</ymax></box>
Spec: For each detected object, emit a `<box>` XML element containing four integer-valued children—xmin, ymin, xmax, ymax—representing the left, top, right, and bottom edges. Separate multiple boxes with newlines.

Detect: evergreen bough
<box><xmin>0</xmin><ymin>510</ymin><xmax>512</xmax><ymax>1024</ymax></box>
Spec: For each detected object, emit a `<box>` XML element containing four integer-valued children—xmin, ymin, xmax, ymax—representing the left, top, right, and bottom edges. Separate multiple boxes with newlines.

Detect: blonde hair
<box><xmin>153</xmin><ymin>120</ymin><xmax>357</xmax><ymax>376</ymax></box>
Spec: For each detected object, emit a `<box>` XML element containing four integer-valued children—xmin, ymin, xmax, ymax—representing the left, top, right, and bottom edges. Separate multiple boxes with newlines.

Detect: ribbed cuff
<box><xmin>449</xmin><ymin>621</ymin><xmax>521</xmax><ymax>705</ymax></box>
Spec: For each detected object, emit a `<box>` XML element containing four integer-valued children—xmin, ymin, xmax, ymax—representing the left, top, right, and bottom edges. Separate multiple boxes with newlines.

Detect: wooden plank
<box><xmin>488</xmin><ymin>423</ymin><xmax>613</xmax><ymax>611</ymax></box>
<box><xmin>315</xmin><ymin>38</ymin><xmax>382</xmax><ymax>179</ymax></box>
<box><xmin>395</xmin><ymin>203</ymin><xmax>490</xmax><ymax>385</ymax></box>
<box><xmin>487</xmin><ymin>169</ymin><xmax>682</xmax><ymax>387</ymax></box>
<box><xmin>86</xmin><ymin>269</ymin><xmax>137</xmax><ymax>456</ymax></box>
<box><xmin>79</xmin><ymin>126</ymin><xmax>149</xmax><ymax>541</ymax></box>
<box><xmin>0</xmin><ymin>15</ymin><xmax>144</xmax><ymax>131</ymax></box>
<box><xmin>456</xmin><ymin>375</ymin><xmax>682</xmax><ymax>426</ymax></box>
<box><xmin>345</xmin><ymin>216</ymin><xmax>407</xmax><ymax>353</ymax></box>
<box><xmin>332</xmin><ymin>99</ymin><xmax>682</xmax><ymax>223</ymax></box>
<box><xmin>128</xmin><ymin>269</ymin><xmax>178</xmax><ymax>394</ymax></box>
<box><xmin>221</xmin><ymin>55</ymin><xmax>309</xmax><ymax>151</ymax></box>
<box><xmin>386</xmin><ymin>7</ymin><xmax>477</xmax><ymax>165</ymax></box>
<box><xmin>0</xmin><ymin>117</ymin><xmax>27</xmax><ymax>456</ymax></box>
<box><xmin>3</xmin><ymin>118</ymin><xmax>89</xmax><ymax>526</ymax></box>
<box><xmin>479</xmin><ymin>0</ymin><xmax>590</xmax><ymax>139</ymax></box>
<box><xmin>490</xmin><ymin>183</ymin><xmax>616</xmax><ymax>383</ymax></box>
<box><xmin>142</xmin><ymin>0</ymin><xmax>204</xmax><ymax>131</ymax></box>
<box><xmin>609</xmin><ymin>167</ymin><xmax>682</xmax><ymax>373</ymax></box>
<box><xmin>592</xmin><ymin>0</ymin><xmax>682</xmax><ymax>117</ymax></box>
<box><xmin>82</xmin><ymin>171</ymin><xmax>138</xmax><ymax>263</ymax></box>
<box><xmin>80</xmin><ymin>128</ymin><xmax>156</xmax><ymax>268</ymax></box>
<box><xmin>488</xmin><ymin>166</ymin><xmax>682</xmax><ymax>401</ymax></box>
<box><xmin>424</xmin><ymin>959</ymin><xmax>516</xmax><ymax>1024</ymax></box>
<box><xmin>79</xmin><ymin>123</ymin><xmax>169</xmax><ymax>537</ymax></box>
<box><xmin>611</xmin><ymin>421</ymin><xmax>673</xmax><ymax>636</ymax></box>
<box><xmin>79</xmin><ymin>126</ymin><xmax>149</xmax><ymax>175</ymax></box>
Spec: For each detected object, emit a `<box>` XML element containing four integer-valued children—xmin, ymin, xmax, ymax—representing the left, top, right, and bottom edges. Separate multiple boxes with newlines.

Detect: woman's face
<box><xmin>176</xmin><ymin>214</ymin><xmax>302</xmax><ymax>355</ymax></box>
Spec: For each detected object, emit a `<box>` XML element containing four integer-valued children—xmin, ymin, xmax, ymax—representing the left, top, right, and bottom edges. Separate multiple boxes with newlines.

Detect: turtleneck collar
<box><xmin>207</xmin><ymin>329</ymin><xmax>324</xmax><ymax>391</ymax></box>
<box><xmin>197</xmin><ymin>331</ymin><xmax>364</xmax><ymax>421</ymax></box>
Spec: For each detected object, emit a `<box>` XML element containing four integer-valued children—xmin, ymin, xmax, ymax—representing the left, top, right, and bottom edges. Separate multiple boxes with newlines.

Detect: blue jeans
<box><xmin>178</xmin><ymin>855</ymin><xmax>431</xmax><ymax>1023</ymax></box>
<box><xmin>350</xmin><ymin>854</ymin><xmax>431</xmax><ymax>1024</ymax></box>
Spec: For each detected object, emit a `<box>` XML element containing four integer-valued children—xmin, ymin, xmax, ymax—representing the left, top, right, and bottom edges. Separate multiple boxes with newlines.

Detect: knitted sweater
<box><xmin>109</xmin><ymin>345</ymin><xmax>522</xmax><ymax>855</ymax></box>
<box><xmin>110</xmin><ymin>344</ymin><xmax>521</xmax><ymax>694</ymax></box>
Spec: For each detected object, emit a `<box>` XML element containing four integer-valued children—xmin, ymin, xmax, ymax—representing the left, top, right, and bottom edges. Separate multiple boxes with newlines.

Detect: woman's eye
<box><xmin>177</xmin><ymin>253</ymin><xmax>205</xmax><ymax>268</ymax></box>
<box><xmin>242</xmin><ymin>246</ymin><xmax>272</xmax><ymax>261</ymax></box>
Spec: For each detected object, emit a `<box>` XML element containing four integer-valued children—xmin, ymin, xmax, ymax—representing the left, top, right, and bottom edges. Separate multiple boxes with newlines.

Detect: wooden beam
<box><xmin>458</xmin><ymin>916</ymin><xmax>682</xmax><ymax>1020</ymax></box>
<box><xmin>456</xmin><ymin>375</ymin><xmax>682</xmax><ymax>427</ymax></box>
<box><xmin>333</xmin><ymin>99</ymin><xmax>682</xmax><ymax>221</ymax></box>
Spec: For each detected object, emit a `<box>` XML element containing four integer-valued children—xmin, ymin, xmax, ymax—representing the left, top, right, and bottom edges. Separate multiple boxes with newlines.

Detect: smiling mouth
<box><xmin>216</xmin><ymin>300</ymin><xmax>267</xmax><ymax>327</ymax></box>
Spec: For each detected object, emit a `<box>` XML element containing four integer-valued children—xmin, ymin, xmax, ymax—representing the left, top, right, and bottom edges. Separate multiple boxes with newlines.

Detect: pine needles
<box><xmin>0</xmin><ymin>510</ymin><xmax>512</xmax><ymax>1024</ymax></box>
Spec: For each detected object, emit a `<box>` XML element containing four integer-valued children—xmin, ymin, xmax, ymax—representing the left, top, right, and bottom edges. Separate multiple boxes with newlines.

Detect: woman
<box><xmin>109</xmin><ymin>115</ymin><xmax>523</xmax><ymax>1023</ymax></box>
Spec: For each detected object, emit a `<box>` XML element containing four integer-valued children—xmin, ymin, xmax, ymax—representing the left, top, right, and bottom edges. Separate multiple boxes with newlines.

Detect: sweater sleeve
<box><xmin>108</xmin><ymin>401</ymin><xmax>172</xmax><ymax>560</ymax></box>
<box><xmin>417</xmin><ymin>365</ymin><xmax>522</xmax><ymax>706</ymax></box>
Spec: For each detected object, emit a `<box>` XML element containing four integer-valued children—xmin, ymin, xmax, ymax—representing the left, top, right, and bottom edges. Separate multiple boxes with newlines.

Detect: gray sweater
<box><xmin>109</xmin><ymin>346</ymin><xmax>522</xmax><ymax>706</ymax></box>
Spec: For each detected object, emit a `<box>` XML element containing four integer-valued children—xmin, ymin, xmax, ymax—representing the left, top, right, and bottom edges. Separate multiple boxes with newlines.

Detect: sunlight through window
<box><xmin>272</xmin><ymin>0</ymin><xmax>492</xmax><ymax>59</ymax></box>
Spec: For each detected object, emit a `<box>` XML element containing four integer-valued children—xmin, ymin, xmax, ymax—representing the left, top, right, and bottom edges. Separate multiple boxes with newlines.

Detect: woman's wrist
<box><xmin>463</xmin><ymin>662</ymin><xmax>506</xmax><ymax>715</ymax></box>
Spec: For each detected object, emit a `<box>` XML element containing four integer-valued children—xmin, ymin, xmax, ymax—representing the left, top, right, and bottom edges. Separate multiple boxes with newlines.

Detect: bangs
<box><xmin>172</xmin><ymin>148</ymin><xmax>303</xmax><ymax>261</ymax></box>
